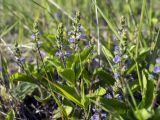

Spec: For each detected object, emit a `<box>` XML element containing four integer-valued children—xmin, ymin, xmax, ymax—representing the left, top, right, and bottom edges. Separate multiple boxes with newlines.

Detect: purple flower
<box><xmin>113</xmin><ymin>35</ymin><xmax>118</xmax><ymax>41</ymax></box>
<box><xmin>84</xmin><ymin>45</ymin><xmax>89</xmax><ymax>49</ymax></box>
<box><xmin>54</xmin><ymin>12</ymin><xmax>61</xmax><ymax>17</ymax></box>
<box><xmin>153</xmin><ymin>66</ymin><xmax>160</xmax><ymax>73</ymax></box>
<box><xmin>125</xmin><ymin>58</ymin><xmax>131</xmax><ymax>65</ymax></box>
<box><xmin>65</xmin><ymin>52</ymin><xmax>70</xmax><ymax>57</ymax></box>
<box><xmin>68</xmin><ymin>37</ymin><xmax>75</xmax><ymax>43</ymax></box>
<box><xmin>68</xmin><ymin>31</ymin><xmax>72</xmax><ymax>35</ymax></box>
<box><xmin>148</xmin><ymin>74</ymin><xmax>154</xmax><ymax>80</ymax></box>
<box><xmin>91</xmin><ymin>113</ymin><xmax>99</xmax><ymax>120</ymax></box>
<box><xmin>114</xmin><ymin>73</ymin><xmax>120</xmax><ymax>79</ymax></box>
<box><xmin>101</xmin><ymin>112</ymin><xmax>107</xmax><ymax>118</ymax></box>
<box><xmin>104</xmin><ymin>93</ymin><xmax>112</xmax><ymax>99</ymax></box>
<box><xmin>156</xmin><ymin>57</ymin><xmax>160</xmax><ymax>64</ymax></box>
<box><xmin>113</xmin><ymin>55</ymin><xmax>121</xmax><ymax>63</ymax></box>
<box><xmin>15</xmin><ymin>57</ymin><xmax>25</xmax><ymax>63</ymax></box>
<box><xmin>114</xmin><ymin>45</ymin><xmax>120</xmax><ymax>50</ymax></box>
<box><xmin>31</xmin><ymin>34</ymin><xmax>36</xmax><ymax>39</ymax></box>
<box><xmin>55</xmin><ymin>51</ymin><xmax>64</xmax><ymax>57</ymax></box>
<box><xmin>78</xmin><ymin>33</ymin><xmax>84</xmax><ymax>39</ymax></box>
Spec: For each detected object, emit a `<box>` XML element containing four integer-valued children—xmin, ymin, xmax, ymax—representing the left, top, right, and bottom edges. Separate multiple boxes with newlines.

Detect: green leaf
<box><xmin>99</xmin><ymin>98</ymin><xmax>127</xmax><ymax>114</ymax></box>
<box><xmin>5</xmin><ymin>109</ymin><xmax>15</xmax><ymax>120</ymax></box>
<box><xmin>66</xmin><ymin>54</ymin><xmax>77</xmax><ymax>69</ymax></box>
<box><xmin>11</xmin><ymin>82</ymin><xmax>37</xmax><ymax>100</ymax></box>
<box><xmin>1</xmin><ymin>55</ymin><xmax>9</xmax><ymax>89</ymax></box>
<box><xmin>53</xmin><ymin>106</ymin><xmax>73</xmax><ymax>119</ymax></box>
<box><xmin>82</xmin><ymin>69</ymin><xmax>91</xmax><ymax>86</ymax></box>
<box><xmin>139</xmin><ymin>48</ymin><xmax>150</xmax><ymax>58</ymax></box>
<box><xmin>152</xmin><ymin>106</ymin><xmax>160</xmax><ymax>120</ymax></box>
<box><xmin>145</xmin><ymin>79</ymin><xmax>154</xmax><ymax>108</ymax></box>
<box><xmin>134</xmin><ymin>109</ymin><xmax>153</xmax><ymax>120</ymax></box>
<box><xmin>57</xmin><ymin>68</ymin><xmax>75</xmax><ymax>86</ymax></box>
<box><xmin>139</xmin><ymin>70</ymin><xmax>155</xmax><ymax>108</ymax></box>
<box><xmin>48</xmin><ymin>57</ymin><xmax>63</xmax><ymax>68</ymax></box>
<box><xmin>87</xmin><ymin>87</ymin><xmax>106</xmax><ymax>97</ymax></box>
<box><xmin>34</xmin><ymin>95</ymin><xmax>51</xmax><ymax>103</ymax></box>
<box><xmin>102</xmin><ymin>46</ymin><xmax>113</xmax><ymax>59</ymax></box>
<box><xmin>80</xmin><ymin>46</ymin><xmax>93</xmax><ymax>62</ymax></box>
<box><xmin>139</xmin><ymin>70</ymin><xmax>148</xmax><ymax>108</ymax></box>
<box><xmin>74</xmin><ymin>61</ymin><xmax>83</xmax><ymax>80</ymax></box>
<box><xmin>46</xmin><ymin>79</ymin><xmax>83</xmax><ymax>108</ymax></box>
<box><xmin>10</xmin><ymin>72</ymin><xmax>34</xmax><ymax>83</ymax></box>
<box><xmin>94</xmin><ymin>68</ymin><xmax>115</xmax><ymax>86</ymax></box>
<box><xmin>129</xmin><ymin>79</ymin><xmax>139</xmax><ymax>92</ymax></box>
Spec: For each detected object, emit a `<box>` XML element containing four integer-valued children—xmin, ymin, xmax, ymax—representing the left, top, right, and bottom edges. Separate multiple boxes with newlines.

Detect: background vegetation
<box><xmin>0</xmin><ymin>0</ymin><xmax>160</xmax><ymax>120</ymax></box>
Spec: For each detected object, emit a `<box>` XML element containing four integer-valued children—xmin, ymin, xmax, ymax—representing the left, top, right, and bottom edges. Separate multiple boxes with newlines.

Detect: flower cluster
<box><xmin>153</xmin><ymin>57</ymin><xmax>160</xmax><ymax>73</ymax></box>
<box><xmin>67</xmin><ymin>11</ymin><xmax>84</xmax><ymax>51</ymax></box>
<box><xmin>54</xmin><ymin>23</ymin><xmax>68</xmax><ymax>59</ymax></box>
<box><xmin>111</xmin><ymin>16</ymin><xmax>133</xmax><ymax>100</ymax></box>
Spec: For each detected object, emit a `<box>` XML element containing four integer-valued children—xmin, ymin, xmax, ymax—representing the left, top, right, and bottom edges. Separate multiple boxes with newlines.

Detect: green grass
<box><xmin>0</xmin><ymin>0</ymin><xmax>160</xmax><ymax>119</ymax></box>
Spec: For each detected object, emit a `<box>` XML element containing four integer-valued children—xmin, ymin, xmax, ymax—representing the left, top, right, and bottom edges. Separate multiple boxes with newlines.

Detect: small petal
<box><xmin>125</xmin><ymin>58</ymin><xmax>131</xmax><ymax>65</ymax></box>
<box><xmin>113</xmin><ymin>55</ymin><xmax>121</xmax><ymax>63</ymax></box>
<box><xmin>104</xmin><ymin>93</ymin><xmax>112</xmax><ymax>99</ymax></box>
<box><xmin>123</xmin><ymin>55</ymin><xmax>129</xmax><ymax>59</ymax></box>
<box><xmin>114</xmin><ymin>45</ymin><xmax>120</xmax><ymax>50</ymax></box>
<box><xmin>31</xmin><ymin>34</ymin><xmax>36</xmax><ymax>39</ymax></box>
<box><xmin>68</xmin><ymin>31</ymin><xmax>72</xmax><ymax>35</ymax></box>
<box><xmin>114</xmin><ymin>73</ymin><xmax>120</xmax><ymax>79</ymax></box>
<box><xmin>153</xmin><ymin>66</ymin><xmax>160</xmax><ymax>73</ymax></box>
<box><xmin>84</xmin><ymin>45</ymin><xmax>89</xmax><ymax>49</ymax></box>
<box><xmin>148</xmin><ymin>74</ymin><xmax>154</xmax><ymax>80</ymax></box>
<box><xmin>20</xmin><ymin>57</ymin><xmax>25</xmax><ymax>63</ymax></box>
<box><xmin>101</xmin><ymin>112</ymin><xmax>107</xmax><ymax>118</ymax></box>
<box><xmin>68</xmin><ymin>37</ymin><xmax>75</xmax><ymax>43</ymax></box>
<box><xmin>65</xmin><ymin>52</ymin><xmax>70</xmax><ymax>57</ymax></box>
<box><xmin>113</xmin><ymin>35</ymin><xmax>118</xmax><ymax>41</ymax></box>
<box><xmin>78</xmin><ymin>33</ymin><xmax>84</xmax><ymax>39</ymax></box>
<box><xmin>91</xmin><ymin>113</ymin><xmax>99</xmax><ymax>120</ymax></box>
<box><xmin>54</xmin><ymin>12</ymin><xmax>61</xmax><ymax>17</ymax></box>
<box><xmin>156</xmin><ymin>57</ymin><xmax>160</xmax><ymax>64</ymax></box>
<box><xmin>55</xmin><ymin>51</ymin><xmax>64</xmax><ymax>57</ymax></box>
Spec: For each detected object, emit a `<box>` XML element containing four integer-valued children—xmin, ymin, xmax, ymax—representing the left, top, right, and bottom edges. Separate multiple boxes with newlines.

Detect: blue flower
<box><xmin>54</xmin><ymin>12</ymin><xmax>61</xmax><ymax>17</ymax></box>
<box><xmin>113</xmin><ymin>55</ymin><xmax>121</xmax><ymax>63</ymax></box>
<box><xmin>15</xmin><ymin>57</ymin><xmax>25</xmax><ymax>63</ymax></box>
<box><xmin>91</xmin><ymin>113</ymin><xmax>99</xmax><ymax>120</ymax></box>
<box><xmin>125</xmin><ymin>58</ymin><xmax>131</xmax><ymax>65</ymax></box>
<box><xmin>101</xmin><ymin>112</ymin><xmax>107</xmax><ymax>118</ymax></box>
<box><xmin>55</xmin><ymin>51</ymin><xmax>64</xmax><ymax>57</ymax></box>
<box><xmin>78</xmin><ymin>33</ymin><xmax>84</xmax><ymax>39</ymax></box>
<box><xmin>113</xmin><ymin>35</ymin><xmax>118</xmax><ymax>41</ymax></box>
<box><xmin>114</xmin><ymin>73</ymin><xmax>120</xmax><ymax>79</ymax></box>
<box><xmin>153</xmin><ymin>66</ymin><xmax>160</xmax><ymax>73</ymax></box>
<box><xmin>156</xmin><ymin>57</ymin><xmax>160</xmax><ymax>64</ymax></box>
<box><xmin>68</xmin><ymin>37</ymin><xmax>75</xmax><ymax>43</ymax></box>
<box><xmin>84</xmin><ymin>45</ymin><xmax>89</xmax><ymax>49</ymax></box>
<box><xmin>114</xmin><ymin>45</ymin><xmax>120</xmax><ymax>50</ymax></box>
<box><xmin>68</xmin><ymin>31</ymin><xmax>72</xmax><ymax>35</ymax></box>
<box><xmin>148</xmin><ymin>74</ymin><xmax>154</xmax><ymax>80</ymax></box>
<box><xmin>31</xmin><ymin>34</ymin><xmax>36</xmax><ymax>39</ymax></box>
<box><xmin>104</xmin><ymin>93</ymin><xmax>112</xmax><ymax>99</ymax></box>
<box><xmin>65</xmin><ymin>52</ymin><xmax>70</xmax><ymax>57</ymax></box>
